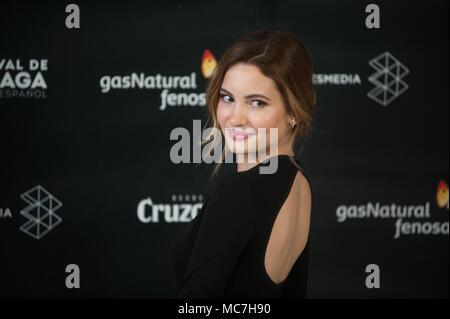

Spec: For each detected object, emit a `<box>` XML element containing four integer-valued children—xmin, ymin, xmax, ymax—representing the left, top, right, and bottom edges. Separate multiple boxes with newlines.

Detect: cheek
<box><xmin>254</xmin><ymin>110</ymin><xmax>280</xmax><ymax>131</ymax></box>
<box><xmin>253</xmin><ymin>110</ymin><xmax>288</xmax><ymax>141</ymax></box>
<box><xmin>216</xmin><ymin>103</ymin><xmax>226</xmax><ymax>125</ymax></box>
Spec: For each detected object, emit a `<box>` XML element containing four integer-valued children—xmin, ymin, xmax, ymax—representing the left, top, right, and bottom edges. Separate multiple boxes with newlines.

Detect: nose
<box><xmin>230</xmin><ymin>101</ymin><xmax>248</xmax><ymax>126</ymax></box>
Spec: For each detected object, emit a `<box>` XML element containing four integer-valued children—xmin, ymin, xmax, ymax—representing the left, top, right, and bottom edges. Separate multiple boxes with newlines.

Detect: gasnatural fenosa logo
<box><xmin>336</xmin><ymin>180</ymin><xmax>449</xmax><ymax>239</ymax></box>
<box><xmin>99</xmin><ymin>49</ymin><xmax>217</xmax><ymax>110</ymax></box>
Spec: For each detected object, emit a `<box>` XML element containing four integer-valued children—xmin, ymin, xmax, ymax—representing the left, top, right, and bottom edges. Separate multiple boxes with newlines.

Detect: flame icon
<box><xmin>201</xmin><ymin>49</ymin><xmax>217</xmax><ymax>78</ymax></box>
<box><xmin>436</xmin><ymin>180</ymin><xmax>449</xmax><ymax>210</ymax></box>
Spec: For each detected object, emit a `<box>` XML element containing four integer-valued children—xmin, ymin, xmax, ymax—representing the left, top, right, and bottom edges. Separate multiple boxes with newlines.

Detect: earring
<box><xmin>290</xmin><ymin>118</ymin><xmax>296</xmax><ymax>129</ymax></box>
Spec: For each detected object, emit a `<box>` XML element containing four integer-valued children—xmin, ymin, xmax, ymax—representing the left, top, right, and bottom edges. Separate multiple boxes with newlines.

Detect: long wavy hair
<box><xmin>200</xmin><ymin>29</ymin><xmax>317</xmax><ymax>178</ymax></box>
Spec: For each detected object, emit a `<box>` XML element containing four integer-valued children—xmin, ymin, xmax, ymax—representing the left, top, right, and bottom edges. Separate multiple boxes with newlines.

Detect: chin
<box><xmin>228</xmin><ymin>145</ymin><xmax>260</xmax><ymax>158</ymax></box>
<box><xmin>226</xmin><ymin>144</ymin><xmax>245</xmax><ymax>154</ymax></box>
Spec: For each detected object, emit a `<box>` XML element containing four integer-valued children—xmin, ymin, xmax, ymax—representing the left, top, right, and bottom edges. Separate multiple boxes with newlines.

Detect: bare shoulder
<box><xmin>293</xmin><ymin>170</ymin><xmax>312</xmax><ymax>226</ymax></box>
<box><xmin>295</xmin><ymin>170</ymin><xmax>312</xmax><ymax>202</ymax></box>
<box><xmin>293</xmin><ymin>170</ymin><xmax>312</xmax><ymax>247</ymax></box>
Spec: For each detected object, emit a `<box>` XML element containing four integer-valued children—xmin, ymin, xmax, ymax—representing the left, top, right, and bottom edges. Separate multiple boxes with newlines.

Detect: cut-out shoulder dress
<box><xmin>170</xmin><ymin>154</ymin><xmax>312</xmax><ymax>299</ymax></box>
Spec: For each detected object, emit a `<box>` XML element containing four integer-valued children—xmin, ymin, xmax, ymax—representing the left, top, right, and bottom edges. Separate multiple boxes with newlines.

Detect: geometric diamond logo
<box><xmin>20</xmin><ymin>185</ymin><xmax>62</xmax><ymax>239</ymax></box>
<box><xmin>367</xmin><ymin>52</ymin><xmax>410</xmax><ymax>106</ymax></box>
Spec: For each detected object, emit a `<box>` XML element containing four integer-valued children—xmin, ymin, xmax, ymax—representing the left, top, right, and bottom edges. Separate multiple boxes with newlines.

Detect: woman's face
<box><xmin>216</xmin><ymin>63</ymin><xmax>294</xmax><ymax>160</ymax></box>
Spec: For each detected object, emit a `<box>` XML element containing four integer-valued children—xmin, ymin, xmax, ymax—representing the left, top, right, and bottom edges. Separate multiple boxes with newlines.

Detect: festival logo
<box><xmin>0</xmin><ymin>58</ymin><xmax>48</xmax><ymax>99</ymax></box>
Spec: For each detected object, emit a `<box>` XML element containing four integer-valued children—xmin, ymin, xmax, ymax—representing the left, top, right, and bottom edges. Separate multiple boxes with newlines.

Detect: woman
<box><xmin>170</xmin><ymin>29</ymin><xmax>316</xmax><ymax>299</ymax></box>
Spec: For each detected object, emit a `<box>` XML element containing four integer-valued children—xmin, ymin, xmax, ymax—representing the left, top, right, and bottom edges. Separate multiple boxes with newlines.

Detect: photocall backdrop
<box><xmin>0</xmin><ymin>0</ymin><xmax>448</xmax><ymax>298</ymax></box>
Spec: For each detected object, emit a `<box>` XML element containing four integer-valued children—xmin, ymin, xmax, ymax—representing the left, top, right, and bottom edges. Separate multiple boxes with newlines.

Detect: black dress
<box><xmin>170</xmin><ymin>154</ymin><xmax>312</xmax><ymax>299</ymax></box>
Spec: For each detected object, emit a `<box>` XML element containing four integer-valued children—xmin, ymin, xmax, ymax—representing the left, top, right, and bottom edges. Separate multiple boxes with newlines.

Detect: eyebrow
<box><xmin>220</xmin><ymin>88</ymin><xmax>271</xmax><ymax>101</ymax></box>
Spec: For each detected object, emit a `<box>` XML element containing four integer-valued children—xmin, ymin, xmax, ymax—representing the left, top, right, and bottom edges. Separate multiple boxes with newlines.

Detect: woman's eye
<box><xmin>251</xmin><ymin>100</ymin><xmax>267</xmax><ymax>108</ymax></box>
<box><xmin>219</xmin><ymin>94</ymin><xmax>266</xmax><ymax>107</ymax></box>
<box><xmin>219</xmin><ymin>93</ymin><xmax>233</xmax><ymax>103</ymax></box>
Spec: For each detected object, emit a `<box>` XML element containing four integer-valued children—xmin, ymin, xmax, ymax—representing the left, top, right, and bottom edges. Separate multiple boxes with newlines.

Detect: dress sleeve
<box><xmin>175</xmin><ymin>174</ymin><xmax>256</xmax><ymax>299</ymax></box>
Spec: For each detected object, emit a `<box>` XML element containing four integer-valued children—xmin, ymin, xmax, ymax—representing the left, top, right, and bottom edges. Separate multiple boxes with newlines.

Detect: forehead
<box><xmin>222</xmin><ymin>63</ymin><xmax>277</xmax><ymax>95</ymax></box>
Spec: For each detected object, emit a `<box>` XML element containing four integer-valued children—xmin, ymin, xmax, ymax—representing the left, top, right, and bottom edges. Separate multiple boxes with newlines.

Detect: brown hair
<box><xmin>200</xmin><ymin>29</ymin><xmax>317</xmax><ymax>178</ymax></box>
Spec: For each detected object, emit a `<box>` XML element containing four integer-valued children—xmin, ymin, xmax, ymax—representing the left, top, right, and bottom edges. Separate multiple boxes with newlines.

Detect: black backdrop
<box><xmin>0</xmin><ymin>0</ymin><xmax>448</xmax><ymax>299</ymax></box>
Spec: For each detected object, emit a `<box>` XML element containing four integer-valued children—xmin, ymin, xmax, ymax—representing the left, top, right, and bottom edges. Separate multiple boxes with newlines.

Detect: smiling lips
<box><xmin>226</xmin><ymin>128</ymin><xmax>255</xmax><ymax>140</ymax></box>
